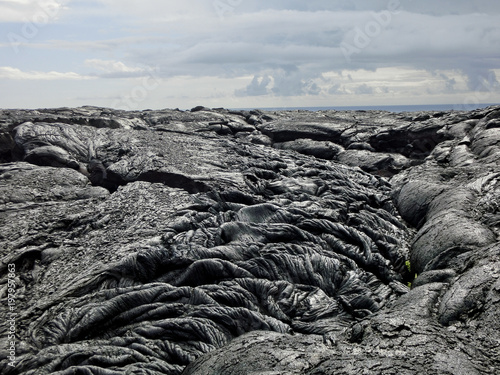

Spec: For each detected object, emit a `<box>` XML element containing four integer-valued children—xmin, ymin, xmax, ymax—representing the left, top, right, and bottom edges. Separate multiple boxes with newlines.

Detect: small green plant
<box><xmin>405</xmin><ymin>260</ymin><xmax>417</xmax><ymax>288</ymax></box>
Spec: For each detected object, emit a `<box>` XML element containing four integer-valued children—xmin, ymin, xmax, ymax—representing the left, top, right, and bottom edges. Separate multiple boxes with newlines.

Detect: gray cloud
<box><xmin>130</xmin><ymin>8</ymin><xmax>500</xmax><ymax>85</ymax></box>
<box><xmin>235</xmin><ymin>75</ymin><xmax>272</xmax><ymax>96</ymax></box>
<box><xmin>354</xmin><ymin>83</ymin><xmax>374</xmax><ymax>95</ymax></box>
<box><xmin>46</xmin><ymin>3</ymin><xmax>500</xmax><ymax>98</ymax></box>
<box><xmin>458</xmin><ymin>65</ymin><xmax>499</xmax><ymax>92</ymax></box>
<box><xmin>328</xmin><ymin>83</ymin><xmax>345</xmax><ymax>95</ymax></box>
<box><xmin>239</xmin><ymin>0</ymin><xmax>500</xmax><ymax>15</ymax></box>
<box><xmin>439</xmin><ymin>73</ymin><xmax>457</xmax><ymax>92</ymax></box>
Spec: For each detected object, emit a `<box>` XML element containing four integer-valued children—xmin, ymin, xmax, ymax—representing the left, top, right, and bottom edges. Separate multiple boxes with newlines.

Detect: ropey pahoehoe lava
<box><xmin>1</xmin><ymin>106</ymin><xmax>499</xmax><ymax>374</ymax></box>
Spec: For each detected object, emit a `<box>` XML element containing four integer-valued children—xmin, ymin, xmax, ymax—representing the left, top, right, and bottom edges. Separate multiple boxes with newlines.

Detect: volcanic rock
<box><xmin>0</xmin><ymin>105</ymin><xmax>499</xmax><ymax>374</ymax></box>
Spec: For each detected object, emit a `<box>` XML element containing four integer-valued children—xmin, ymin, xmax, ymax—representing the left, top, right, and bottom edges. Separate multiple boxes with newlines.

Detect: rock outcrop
<box><xmin>0</xmin><ymin>105</ymin><xmax>499</xmax><ymax>374</ymax></box>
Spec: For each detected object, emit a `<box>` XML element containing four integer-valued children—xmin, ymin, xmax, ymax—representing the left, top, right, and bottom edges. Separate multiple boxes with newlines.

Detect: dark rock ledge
<box><xmin>0</xmin><ymin>105</ymin><xmax>499</xmax><ymax>374</ymax></box>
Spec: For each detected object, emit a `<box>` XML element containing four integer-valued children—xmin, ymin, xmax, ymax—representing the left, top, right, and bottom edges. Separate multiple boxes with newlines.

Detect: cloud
<box><xmin>460</xmin><ymin>67</ymin><xmax>500</xmax><ymax>92</ymax></box>
<box><xmin>270</xmin><ymin>69</ymin><xmax>323</xmax><ymax>97</ymax></box>
<box><xmin>84</xmin><ymin>59</ymin><xmax>155</xmax><ymax>78</ymax></box>
<box><xmin>27</xmin><ymin>37</ymin><xmax>160</xmax><ymax>53</ymax></box>
<box><xmin>438</xmin><ymin>73</ymin><xmax>457</xmax><ymax>92</ymax></box>
<box><xmin>354</xmin><ymin>83</ymin><xmax>374</xmax><ymax>95</ymax></box>
<box><xmin>328</xmin><ymin>83</ymin><xmax>346</xmax><ymax>95</ymax></box>
<box><xmin>88</xmin><ymin>0</ymin><xmax>500</xmax><ymax>19</ymax></box>
<box><xmin>236</xmin><ymin>75</ymin><xmax>272</xmax><ymax>97</ymax></box>
<box><xmin>0</xmin><ymin>0</ymin><xmax>67</xmax><ymax>22</ymax></box>
<box><xmin>0</xmin><ymin>66</ymin><xmax>93</xmax><ymax>80</ymax></box>
<box><xmin>2</xmin><ymin>0</ymin><xmax>500</xmax><ymax>108</ymax></box>
<box><xmin>84</xmin><ymin>0</ymin><xmax>213</xmax><ymax>23</ymax></box>
<box><xmin>128</xmin><ymin>9</ymin><xmax>500</xmax><ymax>92</ymax></box>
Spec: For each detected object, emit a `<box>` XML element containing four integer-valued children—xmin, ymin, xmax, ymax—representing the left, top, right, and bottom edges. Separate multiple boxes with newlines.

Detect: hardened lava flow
<box><xmin>1</xmin><ymin>105</ymin><xmax>499</xmax><ymax>374</ymax></box>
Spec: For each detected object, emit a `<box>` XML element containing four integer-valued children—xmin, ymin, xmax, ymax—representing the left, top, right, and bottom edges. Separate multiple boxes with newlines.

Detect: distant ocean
<box><xmin>244</xmin><ymin>103</ymin><xmax>499</xmax><ymax>113</ymax></box>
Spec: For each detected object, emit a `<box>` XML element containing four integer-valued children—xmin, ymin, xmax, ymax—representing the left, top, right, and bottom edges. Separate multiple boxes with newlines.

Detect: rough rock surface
<box><xmin>0</xmin><ymin>105</ymin><xmax>499</xmax><ymax>374</ymax></box>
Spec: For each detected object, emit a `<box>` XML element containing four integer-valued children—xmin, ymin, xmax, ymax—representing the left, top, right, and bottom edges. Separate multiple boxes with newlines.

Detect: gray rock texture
<box><xmin>0</xmin><ymin>105</ymin><xmax>499</xmax><ymax>374</ymax></box>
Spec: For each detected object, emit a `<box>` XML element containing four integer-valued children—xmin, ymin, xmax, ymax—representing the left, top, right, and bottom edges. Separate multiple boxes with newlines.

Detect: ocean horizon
<box><xmin>238</xmin><ymin>103</ymin><xmax>499</xmax><ymax>113</ymax></box>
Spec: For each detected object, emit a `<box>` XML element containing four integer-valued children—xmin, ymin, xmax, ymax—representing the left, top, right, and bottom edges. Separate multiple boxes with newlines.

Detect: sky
<box><xmin>1</xmin><ymin>0</ymin><xmax>500</xmax><ymax>110</ymax></box>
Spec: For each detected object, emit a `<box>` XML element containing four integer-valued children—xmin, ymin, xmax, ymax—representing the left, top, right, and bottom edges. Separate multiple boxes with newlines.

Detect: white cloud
<box><xmin>87</xmin><ymin>0</ymin><xmax>213</xmax><ymax>21</ymax></box>
<box><xmin>0</xmin><ymin>66</ymin><xmax>93</xmax><ymax>80</ymax></box>
<box><xmin>84</xmin><ymin>59</ymin><xmax>154</xmax><ymax>78</ymax></box>
<box><xmin>0</xmin><ymin>0</ymin><xmax>67</xmax><ymax>22</ymax></box>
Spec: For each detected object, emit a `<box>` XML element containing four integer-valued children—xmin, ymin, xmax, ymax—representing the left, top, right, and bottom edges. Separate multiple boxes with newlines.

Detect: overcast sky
<box><xmin>1</xmin><ymin>0</ymin><xmax>500</xmax><ymax>109</ymax></box>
